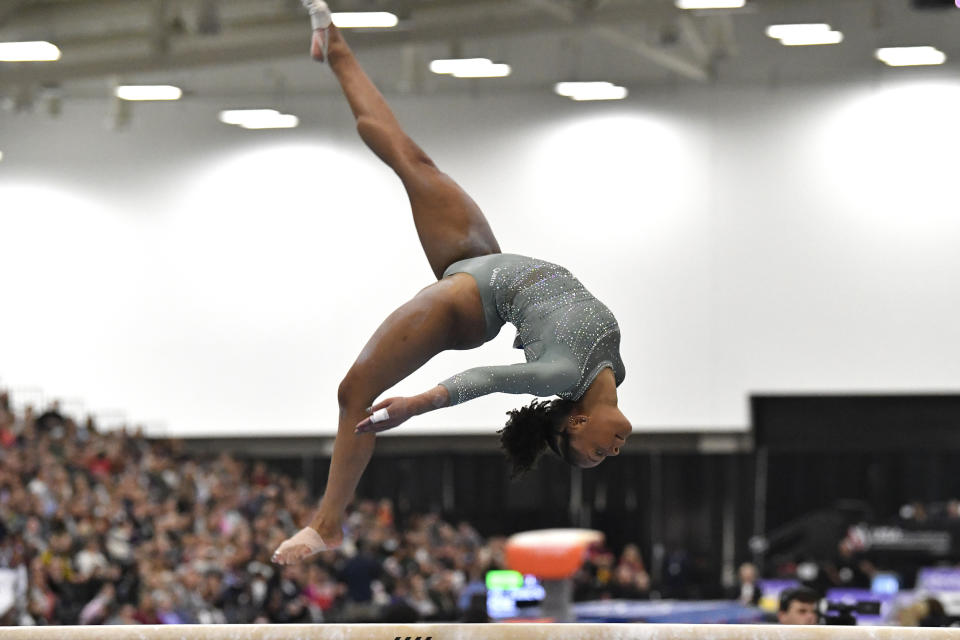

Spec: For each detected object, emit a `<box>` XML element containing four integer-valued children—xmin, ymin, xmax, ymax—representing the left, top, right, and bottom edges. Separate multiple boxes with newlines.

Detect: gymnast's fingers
<box><xmin>366</xmin><ymin>399</ymin><xmax>391</xmax><ymax>413</ymax></box>
<box><xmin>355</xmin><ymin>417</ymin><xmax>397</xmax><ymax>434</ymax></box>
<box><xmin>356</xmin><ymin>403</ymin><xmax>392</xmax><ymax>433</ymax></box>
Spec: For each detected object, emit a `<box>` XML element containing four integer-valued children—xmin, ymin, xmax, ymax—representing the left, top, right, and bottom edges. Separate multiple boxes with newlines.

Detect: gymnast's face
<box><xmin>565</xmin><ymin>405</ymin><xmax>633</xmax><ymax>468</ymax></box>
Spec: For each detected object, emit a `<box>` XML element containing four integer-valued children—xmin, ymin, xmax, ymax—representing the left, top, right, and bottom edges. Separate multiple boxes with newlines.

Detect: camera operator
<box><xmin>778</xmin><ymin>587</ymin><xmax>820</xmax><ymax>625</ymax></box>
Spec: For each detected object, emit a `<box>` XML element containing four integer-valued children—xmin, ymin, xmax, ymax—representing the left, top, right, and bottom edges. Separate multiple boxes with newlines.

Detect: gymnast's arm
<box><xmin>355</xmin><ymin>360</ymin><xmax>579</xmax><ymax>434</ymax></box>
<box><xmin>354</xmin><ymin>385</ymin><xmax>450</xmax><ymax>433</ymax></box>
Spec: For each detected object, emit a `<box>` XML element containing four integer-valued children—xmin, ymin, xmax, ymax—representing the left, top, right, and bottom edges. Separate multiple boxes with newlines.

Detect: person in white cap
<box><xmin>273</xmin><ymin>1</ymin><xmax>632</xmax><ymax>565</ymax></box>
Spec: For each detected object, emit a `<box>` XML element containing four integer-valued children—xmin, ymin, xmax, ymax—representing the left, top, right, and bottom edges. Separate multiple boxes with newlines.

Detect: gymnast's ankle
<box><xmin>309</xmin><ymin>513</ymin><xmax>344</xmax><ymax>545</ymax></box>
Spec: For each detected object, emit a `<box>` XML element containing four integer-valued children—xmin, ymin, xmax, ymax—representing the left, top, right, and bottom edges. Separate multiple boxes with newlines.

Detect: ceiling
<box><xmin>0</xmin><ymin>0</ymin><xmax>958</xmax><ymax>107</ymax></box>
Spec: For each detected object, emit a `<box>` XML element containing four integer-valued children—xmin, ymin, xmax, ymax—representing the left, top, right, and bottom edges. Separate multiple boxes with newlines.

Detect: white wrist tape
<box><xmin>370</xmin><ymin>408</ymin><xmax>390</xmax><ymax>423</ymax></box>
<box><xmin>301</xmin><ymin>0</ymin><xmax>332</xmax><ymax>30</ymax></box>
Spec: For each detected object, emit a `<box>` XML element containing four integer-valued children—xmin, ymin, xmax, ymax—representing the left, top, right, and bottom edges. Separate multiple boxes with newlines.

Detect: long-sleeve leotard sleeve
<box><xmin>438</xmin><ymin>358</ymin><xmax>580</xmax><ymax>406</ymax></box>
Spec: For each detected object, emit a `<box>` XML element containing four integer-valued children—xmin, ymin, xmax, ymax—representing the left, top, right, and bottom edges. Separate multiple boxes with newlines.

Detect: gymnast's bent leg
<box><xmin>273</xmin><ymin>15</ymin><xmax>502</xmax><ymax>563</ymax></box>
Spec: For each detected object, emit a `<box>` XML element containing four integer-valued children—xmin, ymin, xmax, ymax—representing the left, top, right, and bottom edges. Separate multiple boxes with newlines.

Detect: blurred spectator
<box><xmin>340</xmin><ymin>540</ymin><xmax>383</xmax><ymax>622</ymax></box>
<box><xmin>725</xmin><ymin>562</ymin><xmax>762</xmax><ymax>606</ymax></box>
<box><xmin>822</xmin><ymin>540</ymin><xmax>874</xmax><ymax>590</ymax></box>
<box><xmin>0</xmin><ymin>526</ymin><xmax>29</xmax><ymax>625</ymax></box>
<box><xmin>919</xmin><ymin>598</ymin><xmax>949</xmax><ymax>628</ymax></box>
<box><xmin>460</xmin><ymin>592</ymin><xmax>490</xmax><ymax>623</ymax></box>
<box><xmin>778</xmin><ymin>587</ymin><xmax>820</xmax><ymax>625</ymax></box>
<box><xmin>609</xmin><ymin>564</ymin><xmax>651</xmax><ymax>600</ymax></box>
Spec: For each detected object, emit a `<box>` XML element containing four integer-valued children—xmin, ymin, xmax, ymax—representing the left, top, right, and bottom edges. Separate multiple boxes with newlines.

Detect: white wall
<box><xmin>2</xmin><ymin>77</ymin><xmax>959</xmax><ymax>436</ymax></box>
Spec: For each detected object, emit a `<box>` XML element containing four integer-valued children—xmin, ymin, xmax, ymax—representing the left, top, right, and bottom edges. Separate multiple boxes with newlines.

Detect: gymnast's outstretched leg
<box><xmin>322</xmin><ymin>21</ymin><xmax>501</xmax><ymax>278</ymax></box>
<box><xmin>273</xmin><ymin>5</ymin><xmax>501</xmax><ymax>563</ymax></box>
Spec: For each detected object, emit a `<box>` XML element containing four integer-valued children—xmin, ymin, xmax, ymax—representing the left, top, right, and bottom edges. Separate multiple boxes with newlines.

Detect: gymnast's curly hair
<box><xmin>498</xmin><ymin>398</ymin><xmax>576</xmax><ymax>478</ymax></box>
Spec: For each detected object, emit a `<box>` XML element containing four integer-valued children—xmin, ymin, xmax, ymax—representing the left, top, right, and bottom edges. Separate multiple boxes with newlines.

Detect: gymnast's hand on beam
<box><xmin>355</xmin><ymin>397</ymin><xmax>415</xmax><ymax>434</ymax></box>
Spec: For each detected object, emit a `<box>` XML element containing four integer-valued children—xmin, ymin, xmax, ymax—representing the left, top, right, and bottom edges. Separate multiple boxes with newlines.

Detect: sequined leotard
<box><xmin>438</xmin><ymin>254</ymin><xmax>626</xmax><ymax>405</ymax></box>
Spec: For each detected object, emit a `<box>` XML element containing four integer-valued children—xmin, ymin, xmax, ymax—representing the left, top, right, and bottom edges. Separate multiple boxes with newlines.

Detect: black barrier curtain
<box><xmin>276</xmin><ymin>450</ymin><xmax>755</xmax><ymax>594</ymax></box>
<box><xmin>766</xmin><ymin>451</ymin><xmax>960</xmax><ymax>532</ymax></box>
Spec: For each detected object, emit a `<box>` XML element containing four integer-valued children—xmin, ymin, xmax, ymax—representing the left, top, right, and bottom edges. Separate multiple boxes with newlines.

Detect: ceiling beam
<box><xmin>677</xmin><ymin>14</ymin><xmax>710</xmax><ymax>64</ymax></box>
<box><xmin>0</xmin><ymin>1</ymin><xmax>29</xmax><ymax>29</ymax></box>
<box><xmin>0</xmin><ymin>4</ymin><xmax>672</xmax><ymax>86</ymax></box>
<box><xmin>523</xmin><ymin>0</ymin><xmax>710</xmax><ymax>82</ymax></box>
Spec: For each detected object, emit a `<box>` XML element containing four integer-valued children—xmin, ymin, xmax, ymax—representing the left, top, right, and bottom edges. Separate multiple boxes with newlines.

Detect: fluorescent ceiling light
<box><xmin>0</xmin><ymin>40</ymin><xmax>61</xmax><ymax>61</ymax></box>
<box><xmin>767</xmin><ymin>24</ymin><xmax>842</xmax><ymax>46</ymax></box>
<box><xmin>0</xmin><ymin>150</ymin><xmax>4</xmax><ymax>162</ymax></box>
<box><xmin>555</xmin><ymin>82</ymin><xmax>612</xmax><ymax>97</ymax></box>
<box><xmin>430</xmin><ymin>58</ymin><xmax>491</xmax><ymax>74</ymax></box>
<box><xmin>332</xmin><ymin>12</ymin><xmax>398</xmax><ymax>28</ymax></box>
<box><xmin>453</xmin><ymin>63</ymin><xmax>511</xmax><ymax>78</ymax></box>
<box><xmin>675</xmin><ymin>0</ymin><xmax>746</xmax><ymax>9</ymax></box>
<box><xmin>239</xmin><ymin>114</ymin><xmax>298</xmax><ymax>129</ymax></box>
<box><xmin>875</xmin><ymin>46</ymin><xmax>947</xmax><ymax>67</ymax></box>
<box><xmin>780</xmin><ymin>30</ymin><xmax>843</xmax><ymax>46</ymax></box>
<box><xmin>430</xmin><ymin>58</ymin><xmax>511</xmax><ymax>78</ymax></box>
<box><xmin>219</xmin><ymin>109</ymin><xmax>280</xmax><ymax>125</ymax></box>
<box><xmin>555</xmin><ymin>81</ymin><xmax>628</xmax><ymax>101</ymax></box>
<box><xmin>115</xmin><ymin>85</ymin><xmax>182</xmax><ymax>101</ymax></box>
<box><xmin>218</xmin><ymin>109</ymin><xmax>299</xmax><ymax>129</ymax></box>
<box><xmin>766</xmin><ymin>24</ymin><xmax>831</xmax><ymax>39</ymax></box>
<box><xmin>572</xmin><ymin>87</ymin><xmax>628</xmax><ymax>101</ymax></box>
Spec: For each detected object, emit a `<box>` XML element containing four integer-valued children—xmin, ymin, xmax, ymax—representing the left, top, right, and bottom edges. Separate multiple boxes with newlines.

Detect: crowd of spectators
<box><xmin>0</xmin><ymin>391</ymin><xmax>652</xmax><ymax>626</ymax></box>
<box><xmin>8</xmin><ymin>387</ymin><xmax>954</xmax><ymax>628</ymax></box>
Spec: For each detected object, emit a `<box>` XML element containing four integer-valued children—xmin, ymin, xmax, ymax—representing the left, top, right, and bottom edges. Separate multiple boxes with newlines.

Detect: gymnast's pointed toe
<box><xmin>271</xmin><ymin>525</ymin><xmax>335</xmax><ymax>564</ymax></box>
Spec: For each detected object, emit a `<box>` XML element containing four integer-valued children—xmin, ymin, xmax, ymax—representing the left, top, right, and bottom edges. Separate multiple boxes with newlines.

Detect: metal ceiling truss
<box><xmin>0</xmin><ymin>0</ymin><xmax>722</xmax><ymax>88</ymax></box>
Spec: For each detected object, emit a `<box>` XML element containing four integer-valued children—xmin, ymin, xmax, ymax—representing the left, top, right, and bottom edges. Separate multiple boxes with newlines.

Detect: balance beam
<box><xmin>2</xmin><ymin>624</ymin><xmax>960</xmax><ymax>639</ymax></box>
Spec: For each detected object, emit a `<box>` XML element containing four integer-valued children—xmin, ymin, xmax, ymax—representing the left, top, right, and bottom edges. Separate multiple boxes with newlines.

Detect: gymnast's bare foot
<box><xmin>271</xmin><ymin>520</ymin><xmax>344</xmax><ymax>565</ymax></box>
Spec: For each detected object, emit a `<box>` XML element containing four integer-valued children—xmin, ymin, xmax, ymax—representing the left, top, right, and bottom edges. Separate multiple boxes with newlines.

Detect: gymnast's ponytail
<box><xmin>498</xmin><ymin>398</ymin><xmax>576</xmax><ymax>478</ymax></box>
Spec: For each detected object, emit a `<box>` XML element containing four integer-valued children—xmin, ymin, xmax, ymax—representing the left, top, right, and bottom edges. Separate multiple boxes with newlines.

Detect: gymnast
<box><xmin>273</xmin><ymin>1</ymin><xmax>630</xmax><ymax>564</ymax></box>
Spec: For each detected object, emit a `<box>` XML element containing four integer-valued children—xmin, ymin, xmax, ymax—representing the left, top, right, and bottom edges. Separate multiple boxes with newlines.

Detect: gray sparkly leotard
<box><xmin>438</xmin><ymin>254</ymin><xmax>626</xmax><ymax>405</ymax></box>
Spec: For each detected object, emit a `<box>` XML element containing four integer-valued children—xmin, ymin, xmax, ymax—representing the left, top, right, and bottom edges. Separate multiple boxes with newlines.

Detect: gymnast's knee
<box><xmin>337</xmin><ymin>371</ymin><xmax>376</xmax><ymax>414</ymax></box>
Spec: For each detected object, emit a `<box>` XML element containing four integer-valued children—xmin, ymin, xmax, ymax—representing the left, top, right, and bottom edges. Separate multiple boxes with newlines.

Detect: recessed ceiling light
<box><xmin>767</xmin><ymin>24</ymin><xmax>843</xmax><ymax>46</ymax></box>
<box><xmin>780</xmin><ymin>31</ymin><xmax>844</xmax><ymax>46</ymax></box>
<box><xmin>875</xmin><ymin>46</ymin><xmax>947</xmax><ymax>66</ymax></box>
<box><xmin>115</xmin><ymin>85</ymin><xmax>183</xmax><ymax>101</ymax></box>
<box><xmin>430</xmin><ymin>58</ymin><xmax>493</xmax><ymax>74</ymax></box>
<box><xmin>676</xmin><ymin>0</ymin><xmax>746</xmax><ymax>9</ymax></box>
<box><xmin>218</xmin><ymin>109</ymin><xmax>299</xmax><ymax>129</ymax></box>
<box><xmin>430</xmin><ymin>58</ymin><xmax>511</xmax><ymax>78</ymax></box>
<box><xmin>0</xmin><ymin>40</ymin><xmax>61</xmax><ymax>61</ymax></box>
<box><xmin>555</xmin><ymin>81</ymin><xmax>628</xmax><ymax>101</ymax></box>
<box><xmin>453</xmin><ymin>64</ymin><xmax>511</xmax><ymax>78</ymax></box>
<box><xmin>332</xmin><ymin>12</ymin><xmax>398</xmax><ymax>28</ymax></box>
<box><xmin>766</xmin><ymin>24</ymin><xmax>831</xmax><ymax>39</ymax></box>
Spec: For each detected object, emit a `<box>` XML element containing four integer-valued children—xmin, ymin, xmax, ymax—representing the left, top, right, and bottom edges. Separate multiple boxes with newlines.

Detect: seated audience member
<box><xmin>778</xmin><ymin>586</ymin><xmax>820</xmax><ymax>625</ymax></box>
<box><xmin>726</xmin><ymin>562</ymin><xmax>762</xmax><ymax>606</ymax></box>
